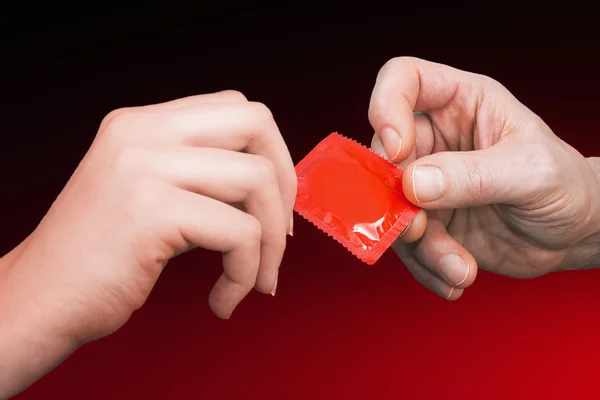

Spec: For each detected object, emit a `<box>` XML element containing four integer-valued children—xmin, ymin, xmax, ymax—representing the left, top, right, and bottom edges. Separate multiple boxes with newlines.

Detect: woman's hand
<box><xmin>0</xmin><ymin>90</ymin><xmax>297</xmax><ymax>397</ymax></box>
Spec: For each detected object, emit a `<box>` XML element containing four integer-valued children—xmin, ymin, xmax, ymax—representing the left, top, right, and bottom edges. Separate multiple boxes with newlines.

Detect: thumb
<box><xmin>403</xmin><ymin>141</ymin><xmax>536</xmax><ymax>209</ymax></box>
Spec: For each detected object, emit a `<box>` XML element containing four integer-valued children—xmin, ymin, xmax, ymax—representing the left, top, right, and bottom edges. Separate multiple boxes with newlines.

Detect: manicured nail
<box><xmin>446</xmin><ymin>287</ymin><xmax>454</xmax><ymax>300</ymax></box>
<box><xmin>380</xmin><ymin>127</ymin><xmax>402</xmax><ymax>161</ymax></box>
<box><xmin>412</xmin><ymin>165</ymin><xmax>445</xmax><ymax>203</ymax></box>
<box><xmin>439</xmin><ymin>254</ymin><xmax>470</xmax><ymax>287</ymax></box>
<box><xmin>271</xmin><ymin>273</ymin><xmax>278</xmax><ymax>296</ymax></box>
<box><xmin>287</xmin><ymin>214</ymin><xmax>294</xmax><ymax>237</ymax></box>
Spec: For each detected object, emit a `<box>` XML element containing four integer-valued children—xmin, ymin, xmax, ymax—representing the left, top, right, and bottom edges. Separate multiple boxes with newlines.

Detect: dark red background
<box><xmin>2</xmin><ymin>5</ymin><xmax>600</xmax><ymax>399</ymax></box>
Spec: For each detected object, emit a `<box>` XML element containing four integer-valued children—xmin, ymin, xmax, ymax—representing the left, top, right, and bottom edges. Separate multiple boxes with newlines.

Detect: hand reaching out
<box><xmin>368</xmin><ymin>57</ymin><xmax>600</xmax><ymax>299</ymax></box>
<box><xmin>0</xmin><ymin>90</ymin><xmax>297</xmax><ymax>397</ymax></box>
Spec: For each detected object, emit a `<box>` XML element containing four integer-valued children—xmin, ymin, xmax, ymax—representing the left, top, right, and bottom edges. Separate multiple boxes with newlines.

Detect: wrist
<box><xmin>0</xmin><ymin>244</ymin><xmax>79</xmax><ymax>398</ymax></box>
<box><xmin>587</xmin><ymin>157</ymin><xmax>600</xmax><ymax>186</ymax></box>
<box><xmin>560</xmin><ymin>157</ymin><xmax>600</xmax><ymax>271</ymax></box>
<box><xmin>586</xmin><ymin>157</ymin><xmax>600</xmax><ymax>253</ymax></box>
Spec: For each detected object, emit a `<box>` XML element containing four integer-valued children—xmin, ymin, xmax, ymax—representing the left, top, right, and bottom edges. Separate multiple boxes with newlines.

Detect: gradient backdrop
<box><xmin>2</xmin><ymin>5</ymin><xmax>600</xmax><ymax>399</ymax></box>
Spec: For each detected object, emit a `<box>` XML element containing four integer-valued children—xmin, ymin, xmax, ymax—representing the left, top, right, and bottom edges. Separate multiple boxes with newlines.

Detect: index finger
<box><xmin>103</xmin><ymin>101</ymin><xmax>298</xmax><ymax>231</ymax></box>
<box><xmin>368</xmin><ymin>56</ymin><xmax>484</xmax><ymax>163</ymax></box>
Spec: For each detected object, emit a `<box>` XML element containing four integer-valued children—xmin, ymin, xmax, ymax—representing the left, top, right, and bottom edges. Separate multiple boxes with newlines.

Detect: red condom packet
<box><xmin>294</xmin><ymin>132</ymin><xmax>420</xmax><ymax>265</ymax></box>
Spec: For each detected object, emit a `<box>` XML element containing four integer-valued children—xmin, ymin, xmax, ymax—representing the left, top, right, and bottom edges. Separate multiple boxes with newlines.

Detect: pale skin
<box><xmin>0</xmin><ymin>91</ymin><xmax>297</xmax><ymax>398</ymax></box>
<box><xmin>1</xmin><ymin>57</ymin><xmax>600</xmax><ymax>398</ymax></box>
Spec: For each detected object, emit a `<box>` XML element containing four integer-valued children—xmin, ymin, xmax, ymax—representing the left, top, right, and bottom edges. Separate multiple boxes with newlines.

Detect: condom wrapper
<box><xmin>294</xmin><ymin>132</ymin><xmax>420</xmax><ymax>264</ymax></box>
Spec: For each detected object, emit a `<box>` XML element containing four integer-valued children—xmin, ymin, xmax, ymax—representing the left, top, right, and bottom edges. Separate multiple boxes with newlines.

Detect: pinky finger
<box><xmin>167</xmin><ymin>188</ymin><xmax>263</xmax><ymax>319</ymax></box>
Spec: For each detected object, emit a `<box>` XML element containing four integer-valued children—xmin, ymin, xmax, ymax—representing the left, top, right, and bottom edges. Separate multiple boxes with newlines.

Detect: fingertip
<box><xmin>370</xmin><ymin>133</ymin><xmax>388</xmax><ymax>159</ymax></box>
<box><xmin>253</xmin><ymin>258</ymin><xmax>281</xmax><ymax>295</ymax></box>
<box><xmin>403</xmin><ymin>257</ymin><xmax>463</xmax><ymax>302</ymax></box>
<box><xmin>379</xmin><ymin>126</ymin><xmax>403</xmax><ymax>162</ymax></box>
<box><xmin>368</xmin><ymin>90</ymin><xmax>415</xmax><ymax>163</ymax></box>
<box><xmin>208</xmin><ymin>294</ymin><xmax>233</xmax><ymax>320</ymax></box>
<box><xmin>254</xmin><ymin>276</ymin><xmax>277</xmax><ymax>296</ymax></box>
<box><xmin>376</xmin><ymin>126</ymin><xmax>415</xmax><ymax>163</ymax></box>
<box><xmin>402</xmin><ymin>163</ymin><xmax>419</xmax><ymax>206</ymax></box>
<box><xmin>455</xmin><ymin>254</ymin><xmax>478</xmax><ymax>289</ymax></box>
<box><xmin>437</xmin><ymin>252</ymin><xmax>478</xmax><ymax>290</ymax></box>
<box><xmin>445</xmin><ymin>287</ymin><xmax>464</xmax><ymax>301</ymax></box>
<box><xmin>209</xmin><ymin>273</ymin><xmax>250</xmax><ymax>320</ymax></box>
<box><xmin>409</xmin><ymin>219</ymin><xmax>478</xmax><ymax>290</ymax></box>
<box><xmin>398</xmin><ymin>209</ymin><xmax>427</xmax><ymax>243</ymax></box>
<box><xmin>271</xmin><ymin>274</ymin><xmax>278</xmax><ymax>296</ymax></box>
<box><xmin>424</xmin><ymin>273</ymin><xmax>463</xmax><ymax>301</ymax></box>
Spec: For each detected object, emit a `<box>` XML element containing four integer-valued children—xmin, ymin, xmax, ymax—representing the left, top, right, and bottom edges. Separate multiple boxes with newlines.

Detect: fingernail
<box><xmin>412</xmin><ymin>166</ymin><xmax>445</xmax><ymax>202</ymax></box>
<box><xmin>430</xmin><ymin>279</ymin><xmax>453</xmax><ymax>300</ymax></box>
<box><xmin>287</xmin><ymin>214</ymin><xmax>294</xmax><ymax>237</ymax></box>
<box><xmin>398</xmin><ymin>222</ymin><xmax>411</xmax><ymax>238</ymax></box>
<box><xmin>439</xmin><ymin>254</ymin><xmax>470</xmax><ymax>287</ymax></box>
<box><xmin>271</xmin><ymin>273</ymin><xmax>278</xmax><ymax>296</ymax></box>
<box><xmin>380</xmin><ymin>127</ymin><xmax>402</xmax><ymax>161</ymax></box>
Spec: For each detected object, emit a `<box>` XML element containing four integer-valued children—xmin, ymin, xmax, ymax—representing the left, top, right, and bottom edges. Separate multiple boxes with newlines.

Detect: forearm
<box><xmin>0</xmin><ymin>316</ymin><xmax>76</xmax><ymax>399</ymax></box>
<box><xmin>0</xmin><ymin>245</ymin><xmax>78</xmax><ymax>399</ymax></box>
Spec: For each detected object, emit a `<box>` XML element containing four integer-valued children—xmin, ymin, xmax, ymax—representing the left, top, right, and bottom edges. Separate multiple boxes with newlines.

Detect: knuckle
<box><xmin>252</xmin><ymin>156</ymin><xmax>278</xmax><ymax>187</ymax></box>
<box><xmin>379</xmin><ymin>56</ymin><xmax>417</xmax><ymax>76</ymax></box>
<box><xmin>477</xmin><ymin>74</ymin><xmax>500</xmax><ymax>88</ymax></box>
<box><xmin>239</xmin><ymin>215</ymin><xmax>263</xmax><ymax>245</ymax></box>
<box><xmin>242</xmin><ymin>102</ymin><xmax>276</xmax><ymax>145</ymax></box>
<box><xmin>248</xmin><ymin>101</ymin><xmax>275</xmax><ymax>124</ymax></box>
<box><xmin>101</xmin><ymin>107</ymin><xmax>127</xmax><ymax>125</ymax></box>
<box><xmin>370</xmin><ymin>57</ymin><xmax>420</xmax><ymax>124</ymax></box>
<box><xmin>100</xmin><ymin>107</ymin><xmax>134</xmax><ymax>134</ymax></box>
<box><xmin>219</xmin><ymin>90</ymin><xmax>247</xmax><ymax>102</ymax></box>
<box><xmin>368</xmin><ymin>94</ymin><xmax>395</xmax><ymax>127</ymax></box>
<box><xmin>98</xmin><ymin>107</ymin><xmax>148</xmax><ymax>148</ymax></box>
<box><xmin>475</xmin><ymin>74</ymin><xmax>514</xmax><ymax>105</ymax></box>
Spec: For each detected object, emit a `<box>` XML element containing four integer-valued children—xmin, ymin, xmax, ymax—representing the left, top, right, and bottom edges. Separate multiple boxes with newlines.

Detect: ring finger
<box><xmin>153</xmin><ymin>146</ymin><xmax>287</xmax><ymax>295</ymax></box>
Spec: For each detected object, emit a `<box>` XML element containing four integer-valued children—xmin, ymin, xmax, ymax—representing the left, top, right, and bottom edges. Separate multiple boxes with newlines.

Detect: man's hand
<box><xmin>369</xmin><ymin>57</ymin><xmax>600</xmax><ymax>299</ymax></box>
